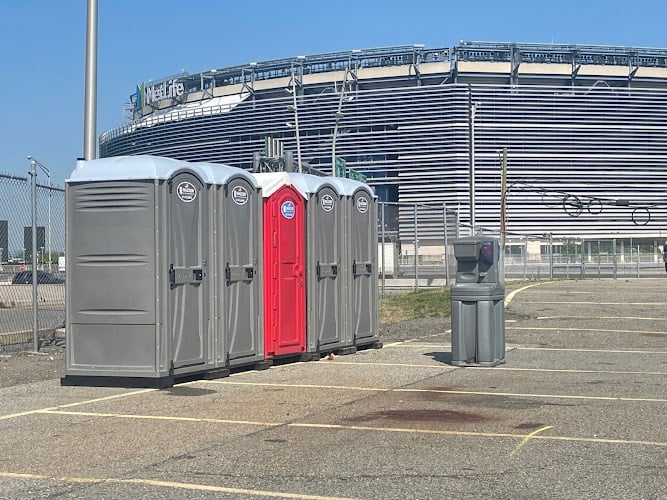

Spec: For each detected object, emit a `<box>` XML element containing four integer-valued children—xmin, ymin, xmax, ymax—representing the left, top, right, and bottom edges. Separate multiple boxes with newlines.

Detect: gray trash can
<box><xmin>450</xmin><ymin>237</ymin><xmax>505</xmax><ymax>366</ymax></box>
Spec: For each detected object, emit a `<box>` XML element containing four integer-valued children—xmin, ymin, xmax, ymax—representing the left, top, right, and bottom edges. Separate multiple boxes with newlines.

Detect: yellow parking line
<box><xmin>384</xmin><ymin>343</ymin><xmax>667</xmax><ymax>355</ymax></box>
<box><xmin>524</xmin><ymin>301</ymin><xmax>667</xmax><ymax>305</ymax></box>
<box><xmin>517</xmin><ymin>347</ymin><xmax>667</xmax><ymax>354</ymax></box>
<box><xmin>508</xmin><ymin>326</ymin><xmax>667</xmax><ymax>335</ymax></box>
<box><xmin>0</xmin><ymin>388</ymin><xmax>156</xmax><ymax>421</ymax></box>
<box><xmin>397</xmin><ymin>388</ymin><xmax>667</xmax><ymax>403</ymax></box>
<box><xmin>536</xmin><ymin>315</ymin><xmax>667</xmax><ymax>321</ymax></box>
<box><xmin>39</xmin><ymin>409</ymin><xmax>279</xmax><ymax>427</ymax></box>
<box><xmin>195</xmin><ymin>380</ymin><xmax>667</xmax><ymax>403</ymax></box>
<box><xmin>505</xmin><ymin>282</ymin><xmax>548</xmax><ymax>306</ymax></box>
<box><xmin>0</xmin><ymin>471</ymin><xmax>358</xmax><ymax>500</ymax></box>
<box><xmin>290</xmin><ymin>423</ymin><xmax>667</xmax><ymax>447</ymax></box>
<box><xmin>511</xmin><ymin>425</ymin><xmax>554</xmax><ymax>457</ymax></box>
<box><xmin>322</xmin><ymin>360</ymin><xmax>667</xmax><ymax>376</ymax></box>
<box><xmin>201</xmin><ymin>380</ymin><xmax>387</xmax><ymax>392</ymax></box>
<box><xmin>31</xmin><ymin>411</ymin><xmax>667</xmax><ymax>448</ymax></box>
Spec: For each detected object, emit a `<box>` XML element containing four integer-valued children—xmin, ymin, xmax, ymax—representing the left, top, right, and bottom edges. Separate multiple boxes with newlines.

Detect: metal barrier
<box><xmin>0</xmin><ymin>173</ymin><xmax>65</xmax><ymax>352</ymax></box>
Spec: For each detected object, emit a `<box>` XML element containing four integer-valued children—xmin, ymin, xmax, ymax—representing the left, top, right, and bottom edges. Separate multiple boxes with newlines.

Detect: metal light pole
<box><xmin>289</xmin><ymin>67</ymin><xmax>302</xmax><ymax>173</ymax></box>
<box><xmin>331</xmin><ymin>68</ymin><xmax>350</xmax><ymax>176</ymax></box>
<box><xmin>84</xmin><ymin>0</ymin><xmax>98</xmax><ymax>160</ymax></box>
<box><xmin>469</xmin><ymin>102</ymin><xmax>479</xmax><ymax>233</ymax></box>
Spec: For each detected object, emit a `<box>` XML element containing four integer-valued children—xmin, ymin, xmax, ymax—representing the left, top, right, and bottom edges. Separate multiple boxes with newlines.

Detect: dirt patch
<box><xmin>343</xmin><ymin>409</ymin><xmax>487</xmax><ymax>424</ymax></box>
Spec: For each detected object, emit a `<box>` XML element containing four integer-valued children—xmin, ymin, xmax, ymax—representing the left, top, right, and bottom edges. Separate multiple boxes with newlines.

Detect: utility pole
<box><xmin>499</xmin><ymin>147</ymin><xmax>508</xmax><ymax>250</ymax></box>
<box><xmin>84</xmin><ymin>0</ymin><xmax>98</xmax><ymax>160</ymax></box>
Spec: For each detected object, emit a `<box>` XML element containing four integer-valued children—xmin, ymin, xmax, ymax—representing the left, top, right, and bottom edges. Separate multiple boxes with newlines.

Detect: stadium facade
<box><xmin>100</xmin><ymin>41</ymin><xmax>667</xmax><ymax>245</ymax></box>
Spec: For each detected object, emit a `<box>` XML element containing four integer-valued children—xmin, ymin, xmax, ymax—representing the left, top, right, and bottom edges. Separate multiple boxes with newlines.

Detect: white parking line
<box><xmin>0</xmin><ymin>471</ymin><xmax>358</xmax><ymax>500</ymax></box>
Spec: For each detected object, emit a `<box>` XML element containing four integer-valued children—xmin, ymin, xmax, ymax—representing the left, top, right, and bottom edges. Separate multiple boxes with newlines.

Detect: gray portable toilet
<box><xmin>336</xmin><ymin>178</ymin><xmax>381</xmax><ymax>349</ymax></box>
<box><xmin>199</xmin><ymin>163</ymin><xmax>266</xmax><ymax>371</ymax></box>
<box><xmin>288</xmin><ymin>174</ymin><xmax>354</xmax><ymax>358</ymax></box>
<box><xmin>62</xmin><ymin>155</ymin><xmax>219</xmax><ymax>388</ymax></box>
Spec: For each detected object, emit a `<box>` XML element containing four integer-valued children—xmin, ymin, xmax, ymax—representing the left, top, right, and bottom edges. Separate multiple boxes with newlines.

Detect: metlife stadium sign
<box><xmin>135</xmin><ymin>79</ymin><xmax>184</xmax><ymax>110</ymax></box>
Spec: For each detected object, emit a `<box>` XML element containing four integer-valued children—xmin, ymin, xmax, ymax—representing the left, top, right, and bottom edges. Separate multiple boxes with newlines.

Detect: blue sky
<box><xmin>1</xmin><ymin>0</ymin><xmax>666</xmax><ymax>184</ymax></box>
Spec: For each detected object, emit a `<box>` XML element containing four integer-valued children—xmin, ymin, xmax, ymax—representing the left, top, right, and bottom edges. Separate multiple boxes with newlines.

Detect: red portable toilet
<box><xmin>253</xmin><ymin>173</ymin><xmax>308</xmax><ymax>360</ymax></box>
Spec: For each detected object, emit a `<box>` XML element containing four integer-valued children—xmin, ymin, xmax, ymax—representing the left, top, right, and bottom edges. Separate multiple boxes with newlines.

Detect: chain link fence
<box><xmin>2</xmin><ymin>186</ymin><xmax>665</xmax><ymax>350</ymax></box>
<box><xmin>378</xmin><ymin>201</ymin><xmax>667</xmax><ymax>295</ymax></box>
<box><xmin>0</xmin><ymin>174</ymin><xmax>65</xmax><ymax>352</ymax></box>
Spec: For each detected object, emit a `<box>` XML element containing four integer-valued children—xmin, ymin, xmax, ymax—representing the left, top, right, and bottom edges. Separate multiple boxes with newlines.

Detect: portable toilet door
<box><xmin>218</xmin><ymin>170</ymin><xmax>264</xmax><ymax>368</ymax></box>
<box><xmin>257</xmin><ymin>175</ymin><xmax>307</xmax><ymax>359</ymax></box>
<box><xmin>303</xmin><ymin>178</ymin><xmax>346</xmax><ymax>355</ymax></box>
<box><xmin>348</xmin><ymin>185</ymin><xmax>381</xmax><ymax>347</ymax></box>
<box><xmin>168</xmin><ymin>171</ymin><xmax>210</xmax><ymax>372</ymax></box>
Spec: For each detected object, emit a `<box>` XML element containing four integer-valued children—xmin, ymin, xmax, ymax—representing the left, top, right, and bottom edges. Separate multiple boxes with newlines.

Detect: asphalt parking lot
<box><xmin>0</xmin><ymin>279</ymin><xmax>665</xmax><ymax>499</ymax></box>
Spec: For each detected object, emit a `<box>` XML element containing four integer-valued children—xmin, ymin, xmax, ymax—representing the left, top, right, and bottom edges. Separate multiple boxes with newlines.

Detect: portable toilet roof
<box><xmin>67</xmin><ymin>155</ymin><xmax>226</xmax><ymax>184</ymax></box>
<box><xmin>286</xmin><ymin>173</ymin><xmax>344</xmax><ymax>195</ymax></box>
<box><xmin>329</xmin><ymin>176</ymin><xmax>376</xmax><ymax>198</ymax></box>
<box><xmin>192</xmin><ymin>161</ymin><xmax>259</xmax><ymax>188</ymax></box>
<box><xmin>252</xmin><ymin>172</ymin><xmax>309</xmax><ymax>199</ymax></box>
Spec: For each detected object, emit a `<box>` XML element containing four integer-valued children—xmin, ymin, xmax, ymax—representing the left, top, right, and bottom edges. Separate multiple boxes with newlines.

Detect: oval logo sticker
<box><xmin>281</xmin><ymin>200</ymin><xmax>296</xmax><ymax>219</ymax></box>
<box><xmin>321</xmin><ymin>194</ymin><xmax>335</xmax><ymax>212</ymax></box>
<box><xmin>231</xmin><ymin>185</ymin><xmax>249</xmax><ymax>205</ymax></box>
<box><xmin>356</xmin><ymin>196</ymin><xmax>369</xmax><ymax>214</ymax></box>
<box><xmin>177</xmin><ymin>181</ymin><xmax>197</xmax><ymax>203</ymax></box>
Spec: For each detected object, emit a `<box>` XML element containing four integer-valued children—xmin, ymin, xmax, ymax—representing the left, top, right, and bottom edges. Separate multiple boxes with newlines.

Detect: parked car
<box><xmin>12</xmin><ymin>270</ymin><xmax>65</xmax><ymax>284</ymax></box>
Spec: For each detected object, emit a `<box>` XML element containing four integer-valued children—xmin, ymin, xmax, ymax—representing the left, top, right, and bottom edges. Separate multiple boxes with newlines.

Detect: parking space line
<box><xmin>0</xmin><ymin>471</ymin><xmax>358</xmax><ymax>500</ymax></box>
<box><xmin>505</xmin><ymin>282</ymin><xmax>547</xmax><ymax>305</ymax></box>
<box><xmin>291</xmin><ymin>423</ymin><xmax>667</xmax><ymax>447</ymax></box>
<box><xmin>384</xmin><ymin>343</ymin><xmax>667</xmax><ymax>355</ymax></box>
<box><xmin>536</xmin><ymin>315</ymin><xmax>667</xmax><ymax>321</ymax></box>
<box><xmin>322</xmin><ymin>360</ymin><xmax>667</xmax><ymax>377</ymax></box>
<box><xmin>397</xmin><ymin>388</ymin><xmax>667</xmax><ymax>403</ymax></box>
<box><xmin>29</xmin><ymin>411</ymin><xmax>667</xmax><ymax>448</ymax></box>
<box><xmin>508</xmin><ymin>326</ymin><xmax>667</xmax><ymax>335</ymax></box>
<box><xmin>517</xmin><ymin>347</ymin><xmax>667</xmax><ymax>354</ymax></box>
<box><xmin>201</xmin><ymin>381</ymin><xmax>388</xmax><ymax>392</ymax></box>
<box><xmin>195</xmin><ymin>380</ymin><xmax>667</xmax><ymax>403</ymax></box>
<box><xmin>524</xmin><ymin>301</ymin><xmax>667</xmax><ymax>305</ymax></box>
<box><xmin>39</xmin><ymin>409</ymin><xmax>280</xmax><ymax>427</ymax></box>
<box><xmin>0</xmin><ymin>388</ymin><xmax>156</xmax><ymax>422</ymax></box>
<box><xmin>510</xmin><ymin>425</ymin><xmax>554</xmax><ymax>457</ymax></box>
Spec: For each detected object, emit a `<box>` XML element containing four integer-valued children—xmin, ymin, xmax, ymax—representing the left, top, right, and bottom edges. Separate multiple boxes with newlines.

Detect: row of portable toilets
<box><xmin>61</xmin><ymin>155</ymin><xmax>380</xmax><ymax>388</ymax></box>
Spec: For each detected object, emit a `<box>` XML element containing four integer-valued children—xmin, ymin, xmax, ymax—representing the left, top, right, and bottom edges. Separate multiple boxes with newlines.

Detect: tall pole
<box><xmin>291</xmin><ymin>67</ymin><xmax>302</xmax><ymax>173</ymax></box>
<box><xmin>499</xmin><ymin>148</ymin><xmax>508</xmax><ymax>283</ymax></box>
<box><xmin>332</xmin><ymin>68</ymin><xmax>349</xmax><ymax>176</ymax></box>
<box><xmin>47</xmin><ymin>174</ymin><xmax>51</xmax><ymax>271</ymax></box>
<box><xmin>84</xmin><ymin>0</ymin><xmax>98</xmax><ymax>160</ymax></box>
<box><xmin>469</xmin><ymin>96</ymin><xmax>478</xmax><ymax>233</ymax></box>
<box><xmin>29</xmin><ymin>159</ymin><xmax>39</xmax><ymax>352</ymax></box>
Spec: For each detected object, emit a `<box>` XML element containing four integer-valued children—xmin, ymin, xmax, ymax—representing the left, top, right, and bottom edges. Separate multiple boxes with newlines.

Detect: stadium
<box><xmin>100</xmin><ymin>41</ymin><xmax>667</xmax><ymax>256</ymax></box>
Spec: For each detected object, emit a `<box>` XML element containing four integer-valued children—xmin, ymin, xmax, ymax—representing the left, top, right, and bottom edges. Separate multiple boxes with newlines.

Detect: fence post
<box><xmin>523</xmin><ymin>236</ymin><xmax>527</xmax><ymax>280</ymax></box>
<box><xmin>413</xmin><ymin>203</ymin><xmax>418</xmax><ymax>291</ymax></box>
<box><xmin>443</xmin><ymin>205</ymin><xmax>450</xmax><ymax>286</ymax></box>
<box><xmin>380</xmin><ymin>202</ymin><xmax>385</xmax><ymax>297</ymax></box>
<box><xmin>29</xmin><ymin>159</ymin><xmax>39</xmax><ymax>352</ymax></box>
<box><xmin>549</xmin><ymin>233</ymin><xmax>554</xmax><ymax>280</ymax></box>
<box><xmin>612</xmin><ymin>238</ymin><xmax>617</xmax><ymax>279</ymax></box>
<box><xmin>637</xmin><ymin>245</ymin><xmax>640</xmax><ymax>278</ymax></box>
<box><xmin>580</xmin><ymin>238</ymin><xmax>585</xmax><ymax>279</ymax></box>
